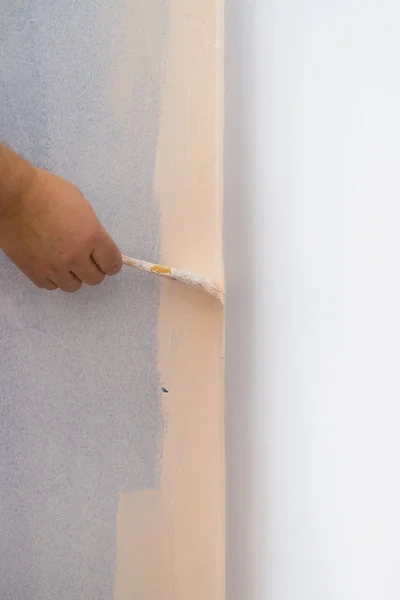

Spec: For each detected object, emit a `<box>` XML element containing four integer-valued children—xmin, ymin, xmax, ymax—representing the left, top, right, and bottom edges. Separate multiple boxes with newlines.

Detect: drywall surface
<box><xmin>226</xmin><ymin>1</ymin><xmax>400</xmax><ymax>599</ymax></box>
<box><xmin>0</xmin><ymin>1</ymin><xmax>168</xmax><ymax>598</ymax></box>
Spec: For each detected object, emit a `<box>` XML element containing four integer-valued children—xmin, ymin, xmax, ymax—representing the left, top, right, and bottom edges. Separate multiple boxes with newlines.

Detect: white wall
<box><xmin>225</xmin><ymin>1</ymin><xmax>400</xmax><ymax>599</ymax></box>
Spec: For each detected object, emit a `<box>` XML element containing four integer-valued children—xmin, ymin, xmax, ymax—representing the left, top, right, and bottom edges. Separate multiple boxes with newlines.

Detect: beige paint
<box><xmin>114</xmin><ymin>491</ymin><xmax>174</xmax><ymax>597</ymax></box>
<box><xmin>114</xmin><ymin>0</ymin><xmax>224</xmax><ymax>598</ymax></box>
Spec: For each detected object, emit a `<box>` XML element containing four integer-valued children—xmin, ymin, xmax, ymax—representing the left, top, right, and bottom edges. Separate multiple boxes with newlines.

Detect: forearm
<box><xmin>0</xmin><ymin>144</ymin><xmax>36</xmax><ymax>220</ymax></box>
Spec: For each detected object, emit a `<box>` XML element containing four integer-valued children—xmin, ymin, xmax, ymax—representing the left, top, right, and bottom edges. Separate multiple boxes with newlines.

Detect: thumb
<box><xmin>91</xmin><ymin>229</ymin><xmax>123</xmax><ymax>276</ymax></box>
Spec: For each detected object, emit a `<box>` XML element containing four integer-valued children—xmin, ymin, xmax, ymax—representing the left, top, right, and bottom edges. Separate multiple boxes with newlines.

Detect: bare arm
<box><xmin>0</xmin><ymin>144</ymin><xmax>122</xmax><ymax>292</ymax></box>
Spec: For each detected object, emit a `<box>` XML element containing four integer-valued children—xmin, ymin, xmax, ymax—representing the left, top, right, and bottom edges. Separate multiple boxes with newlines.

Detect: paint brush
<box><xmin>122</xmin><ymin>255</ymin><xmax>224</xmax><ymax>303</ymax></box>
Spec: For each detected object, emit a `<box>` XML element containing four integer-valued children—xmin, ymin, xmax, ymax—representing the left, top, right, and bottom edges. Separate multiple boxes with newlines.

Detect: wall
<box><xmin>114</xmin><ymin>1</ymin><xmax>225</xmax><ymax>598</ymax></box>
<box><xmin>226</xmin><ymin>1</ymin><xmax>400</xmax><ymax>599</ymax></box>
<box><xmin>0</xmin><ymin>1</ymin><xmax>224</xmax><ymax>598</ymax></box>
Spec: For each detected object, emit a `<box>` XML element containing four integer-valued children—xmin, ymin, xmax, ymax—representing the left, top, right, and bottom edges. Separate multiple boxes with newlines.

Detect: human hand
<box><xmin>0</xmin><ymin>165</ymin><xmax>122</xmax><ymax>292</ymax></box>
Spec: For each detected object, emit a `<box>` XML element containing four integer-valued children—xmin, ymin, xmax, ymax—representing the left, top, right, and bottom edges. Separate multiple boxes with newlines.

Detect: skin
<box><xmin>0</xmin><ymin>144</ymin><xmax>122</xmax><ymax>292</ymax></box>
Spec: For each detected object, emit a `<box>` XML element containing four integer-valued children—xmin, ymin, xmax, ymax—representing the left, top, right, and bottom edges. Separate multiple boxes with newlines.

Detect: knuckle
<box><xmin>64</xmin><ymin>240</ymin><xmax>95</xmax><ymax>268</ymax></box>
<box><xmin>87</xmin><ymin>273</ymin><xmax>105</xmax><ymax>286</ymax></box>
<box><xmin>111</xmin><ymin>261</ymin><xmax>122</xmax><ymax>275</ymax></box>
<box><xmin>34</xmin><ymin>280</ymin><xmax>56</xmax><ymax>291</ymax></box>
<box><xmin>106</xmin><ymin>255</ymin><xmax>123</xmax><ymax>276</ymax></box>
<box><xmin>44</xmin><ymin>267</ymin><xmax>58</xmax><ymax>280</ymax></box>
<box><xmin>62</xmin><ymin>281</ymin><xmax>82</xmax><ymax>293</ymax></box>
<box><xmin>65</xmin><ymin>248</ymin><xmax>85</xmax><ymax>268</ymax></box>
<box><xmin>88</xmin><ymin>230</ymin><xmax>99</xmax><ymax>246</ymax></box>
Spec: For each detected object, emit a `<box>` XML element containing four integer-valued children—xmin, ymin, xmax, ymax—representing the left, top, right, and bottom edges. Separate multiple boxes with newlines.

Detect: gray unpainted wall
<box><xmin>0</xmin><ymin>1</ymin><xmax>169</xmax><ymax>598</ymax></box>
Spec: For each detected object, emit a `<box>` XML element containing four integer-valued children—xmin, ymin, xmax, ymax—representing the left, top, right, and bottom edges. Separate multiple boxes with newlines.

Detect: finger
<box><xmin>8</xmin><ymin>258</ymin><xmax>58</xmax><ymax>291</ymax></box>
<box><xmin>42</xmin><ymin>278</ymin><xmax>58</xmax><ymax>291</ymax></box>
<box><xmin>72</xmin><ymin>257</ymin><xmax>105</xmax><ymax>286</ymax></box>
<box><xmin>53</xmin><ymin>271</ymin><xmax>82</xmax><ymax>293</ymax></box>
<box><xmin>91</xmin><ymin>229</ymin><xmax>123</xmax><ymax>276</ymax></box>
<box><xmin>29</xmin><ymin>276</ymin><xmax>58</xmax><ymax>291</ymax></box>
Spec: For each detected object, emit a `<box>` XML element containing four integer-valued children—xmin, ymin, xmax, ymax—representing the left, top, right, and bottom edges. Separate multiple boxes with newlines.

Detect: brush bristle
<box><xmin>199</xmin><ymin>279</ymin><xmax>225</xmax><ymax>303</ymax></box>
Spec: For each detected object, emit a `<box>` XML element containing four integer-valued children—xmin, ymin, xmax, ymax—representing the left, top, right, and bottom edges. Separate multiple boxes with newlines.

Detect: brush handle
<box><xmin>122</xmin><ymin>255</ymin><xmax>224</xmax><ymax>303</ymax></box>
<box><xmin>122</xmin><ymin>256</ymin><xmax>173</xmax><ymax>277</ymax></box>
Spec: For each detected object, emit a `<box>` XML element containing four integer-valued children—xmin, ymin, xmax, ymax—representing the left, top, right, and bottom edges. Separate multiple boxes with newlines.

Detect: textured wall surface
<box><xmin>0</xmin><ymin>1</ymin><xmax>168</xmax><ymax>598</ymax></box>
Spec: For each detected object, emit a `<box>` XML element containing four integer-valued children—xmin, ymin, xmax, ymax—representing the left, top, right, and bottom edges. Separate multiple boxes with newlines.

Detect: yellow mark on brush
<box><xmin>151</xmin><ymin>265</ymin><xmax>172</xmax><ymax>275</ymax></box>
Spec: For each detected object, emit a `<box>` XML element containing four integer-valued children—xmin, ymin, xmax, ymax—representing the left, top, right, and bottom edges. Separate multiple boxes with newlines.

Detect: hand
<box><xmin>0</xmin><ymin>166</ymin><xmax>122</xmax><ymax>292</ymax></box>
